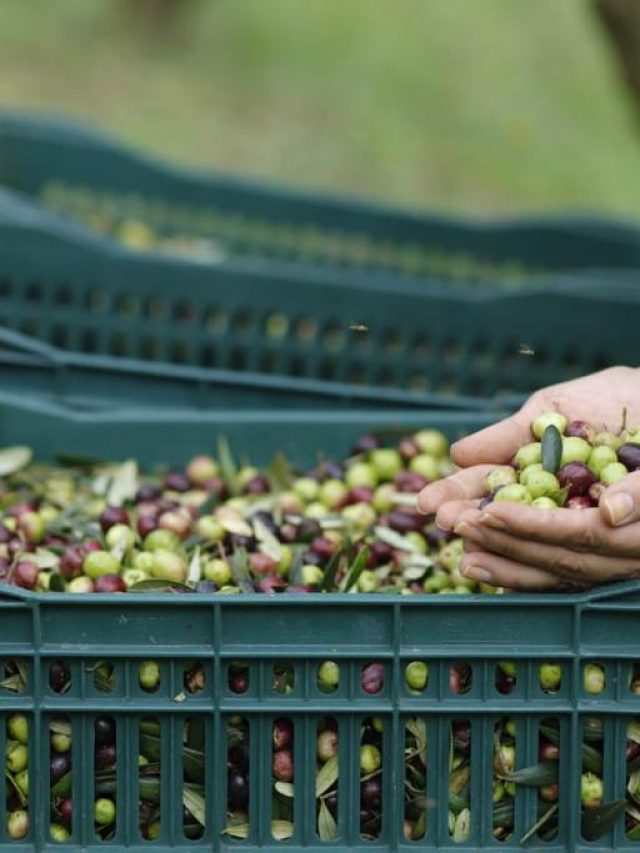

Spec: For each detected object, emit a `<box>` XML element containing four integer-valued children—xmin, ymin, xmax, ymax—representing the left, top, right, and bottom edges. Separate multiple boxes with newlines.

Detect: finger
<box><xmin>600</xmin><ymin>470</ymin><xmax>640</xmax><ymax>527</ymax></box>
<box><xmin>417</xmin><ymin>465</ymin><xmax>493</xmax><ymax>515</ymax></box>
<box><xmin>450</xmin><ymin>409</ymin><xmax>535</xmax><ymax>468</ymax></box>
<box><xmin>435</xmin><ymin>499</ymin><xmax>481</xmax><ymax>532</ymax></box>
<box><xmin>472</xmin><ymin>503</ymin><xmax>640</xmax><ymax>557</ymax></box>
<box><xmin>457</xmin><ymin>523</ymin><xmax>640</xmax><ymax>584</ymax></box>
<box><xmin>459</xmin><ymin>551</ymin><xmax>572</xmax><ymax>591</ymax></box>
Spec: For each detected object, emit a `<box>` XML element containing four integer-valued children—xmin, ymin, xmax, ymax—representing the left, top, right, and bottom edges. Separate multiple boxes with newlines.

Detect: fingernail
<box><xmin>479</xmin><ymin>512</ymin><xmax>506</xmax><ymax>529</ymax></box>
<box><xmin>604</xmin><ymin>491</ymin><xmax>634</xmax><ymax>526</ymax></box>
<box><xmin>462</xmin><ymin>565</ymin><xmax>493</xmax><ymax>582</ymax></box>
<box><xmin>454</xmin><ymin>521</ymin><xmax>473</xmax><ymax>536</ymax></box>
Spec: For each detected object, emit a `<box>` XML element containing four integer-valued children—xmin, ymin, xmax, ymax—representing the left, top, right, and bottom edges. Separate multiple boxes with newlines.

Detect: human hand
<box><xmin>417</xmin><ymin>366</ymin><xmax>640</xmax><ymax>591</ymax></box>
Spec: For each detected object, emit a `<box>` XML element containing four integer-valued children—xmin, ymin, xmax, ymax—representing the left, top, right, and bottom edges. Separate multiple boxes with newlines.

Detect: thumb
<box><xmin>450</xmin><ymin>410</ymin><xmax>534</xmax><ymax>468</ymax></box>
<box><xmin>600</xmin><ymin>471</ymin><xmax>640</xmax><ymax>527</ymax></box>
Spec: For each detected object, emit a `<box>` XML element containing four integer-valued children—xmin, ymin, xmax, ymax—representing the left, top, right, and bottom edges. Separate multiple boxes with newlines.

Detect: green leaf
<box><xmin>31</xmin><ymin>548</ymin><xmax>60</xmax><ymax>569</ymax></box>
<box><xmin>0</xmin><ymin>446</ymin><xmax>32</xmax><ymax>477</ymax></box>
<box><xmin>452</xmin><ymin>808</ymin><xmax>470</xmax><ymax>842</ymax></box>
<box><xmin>5</xmin><ymin>770</ymin><xmax>27</xmax><ymax>806</ymax></box>
<box><xmin>50</xmin><ymin>719</ymin><xmax>72</xmax><ymax>737</ymax></box>
<box><xmin>318</xmin><ymin>800</ymin><xmax>337</xmax><ymax>841</ymax></box>
<box><xmin>217</xmin><ymin>437</ymin><xmax>239</xmax><ymax>495</ymax></box>
<box><xmin>271</xmin><ymin>821</ymin><xmax>293</xmax><ymax>841</ymax></box>
<box><xmin>129</xmin><ymin>579</ymin><xmax>195</xmax><ymax>593</ymax></box>
<box><xmin>230</xmin><ymin>548</ymin><xmax>255</xmax><ymax>592</ymax></box>
<box><xmin>406</xmin><ymin>717</ymin><xmax>427</xmax><ymax>765</ymax></box>
<box><xmin>106</xmin><ymin>460</ymin><xmax>139</xmax><ymax>506</ymax></box>
<box><xmin>196</xmin><ymin>491</ymin><xmax>220</xmax><ymax>517</ymax></box>
<box><xmin>48</xmin><ymin>573</ymin><xmax>66</xmax><ymax>593</ymax></box>
<box><xmin>373</xmin><ymin>525</ymin><xmax>421</xmax><ymax>553</ymax></box>
<box><xmin>140</xmin><ymin>734</ymin><xmax>204</xmax><ymax>783</ymax></box>
<box><xmin>320</xmin><ymin>548</ymin><xmax>344</xmax><ymax>591</ymax></box>
<box><xmin>541</xmin><ymin>425</ymin><xmax>562</xmax><ymax>473</ymax></box>
<box><xmin>183</xmin><ymin>786</ymin><xmax>206</xmax><ymax>826</ymax></box>
<box><xmin>505</xmin><ymin>761</ymin><xmax>558</xmax><ymax>787</ymax></box>
<box><xmin>315</xmin><ymin>755</ymin><xmax>339</xmax><ymax>797</ymax></box>
<box><xmin>266</xmin><ymin>451</ymin><xmax>293</xmax><ymax>493</ymax></box>
<box><xmin>581</xmin><ymin>799</ymin><xmax>627</xmax><ymax>842</ymax></box>
<box><xmin>274</xmin><ymin>781</ymin><xmax>294</xmax><ymax>798</ymax></box>
<box><xmin>187</xmin><ymin>546</ymin><xmax>202</xmax><ymax>588</ymax></box>
<box><xmin>221</xmin><ymin>822</ymin><xmax>249</xmax><ymax>839</ymax></box>
<box><xmin>51</xmin><ymin>771</ymin><xmax>72</xmax><ymax>798</ymax></box>
<box><xmin>520</xmin><ymin>803</ymin><xmax>559</xmax><ymax>845</ymax></box>
<box><xmin>340</xmin><ymin>546</ymin><xmax>369</xmax><ymax>592</ymax></box>
<box><xmin>253</xmin><ymin>517</ymin><xmax>282</xmax><ymax>563</ymax></box>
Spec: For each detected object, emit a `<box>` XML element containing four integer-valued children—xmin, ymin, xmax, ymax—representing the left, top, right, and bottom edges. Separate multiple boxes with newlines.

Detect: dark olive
<box><xmin>228</xmin><ymin>770</ymin><xmax>248</xmax><ymax>809</ymax></box>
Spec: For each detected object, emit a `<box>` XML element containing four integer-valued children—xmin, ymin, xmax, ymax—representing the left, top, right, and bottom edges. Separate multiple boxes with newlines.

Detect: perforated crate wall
<box><xmin>0</xmin><ymin>220</ymin><xmax>639</xmax><ymax>405</ymax></box>
<box><xmin>3</xmin><ymin>111</ymin><xmax>640</xmax><ymax>285</ymax></box>
<box><xmin>3</xmin><ymin>585</ymin><xmax>640</xmax><ymax>852</ymax></box>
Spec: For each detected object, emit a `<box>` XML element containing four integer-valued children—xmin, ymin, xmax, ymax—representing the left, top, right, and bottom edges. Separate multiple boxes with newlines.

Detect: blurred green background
<box><xmin>2</xmin><ymin>0</ymin><xmax>639</xmax><ymax>216</ymax></box>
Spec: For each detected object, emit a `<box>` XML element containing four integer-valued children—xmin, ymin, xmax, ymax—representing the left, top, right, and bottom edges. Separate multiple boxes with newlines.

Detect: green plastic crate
<box><xmin>2</xmin><ymin>110</ymin><xmax>640</xmax><ymax>287</ymax></box>
<box><xmin>0</xmin><ymin>394</ymin><xmax>639</xmax><ymax>851</ymax></box>
<box><xmin>0</xmin><ymin>191</ymin><xmax>640</xmax><ymax>406</ymax></box>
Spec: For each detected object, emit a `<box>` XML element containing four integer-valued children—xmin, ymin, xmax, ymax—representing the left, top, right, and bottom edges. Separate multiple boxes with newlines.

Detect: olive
<box><xmin>94</xmin><ymin>717</ymin><xmax>115</xmax><ymax>745</ymax></box>
<box><xmin>50</xmin><ymin>751</ymin><xmax>71</xmax><ymax>783</ymax></box>
<box><xmin>228</xmin><ymin>769</ymin><xmax>248</xmax><ymax>809</ymax></box>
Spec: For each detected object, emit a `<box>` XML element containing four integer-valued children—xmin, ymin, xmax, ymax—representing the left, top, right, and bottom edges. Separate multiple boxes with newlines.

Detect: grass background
<box><xmin>1</xmin><ymin>0</ymin><xmax>640</xmax><ymax>217</ymax></box>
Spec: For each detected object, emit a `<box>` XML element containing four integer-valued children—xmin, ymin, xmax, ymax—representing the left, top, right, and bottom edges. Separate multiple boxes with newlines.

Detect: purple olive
<box><xmin>618</xmin><ymin>443</ymin><xmax>640</xmax><ymax>471</ymax></box>
<box><xmin>351</xmin><ymin>434</ymin><xmax>380</xmax><ymax>454</ymax></box>
<box><xmin>273</xmin><ymin>718</ymin><xmax>293</xmax><ymax>751</ymax></box>
<box><xmin>137</xmin><ymin>515</ymin><xmax>157</xmax><ymax>538</ymax></box>
<box><xmin>136</xmin><ymin>484</ymin><xmax>161</xmax><ymax>502</ymax></box>
<box><xmin>94</xmin><ymin>717</ymin><xmax>115</xmax><ymax>745</ymax></box>
<box><xmin>229</xmin><ymin>533</ymin><xmax>256</xmax><ymax>550</ymax></box>
<box><xmin>164</xmin><ymin>472</ymin><xmax>190</xmax><ymax>493</ymax></box>
<box><xmin>360</xmin><ymin>777</ymin><xmax>382</xmax><ymax>809</ymax></box>
<box><xmin>346</xmin><ymin>486</ymin><xmax>374</xmax><ymax>505</ymax></box>
<box><xmin>272</xmin><ymin>749</ymin><xmax>294</xmax><ymax>782</ymax></box>
<box><xmin>58</xmin><ymin>798</ymin><xmax>73</xmax><ymax>827</ymax></box>
<box><xmin>394</xmin><ymin>471</ymin><xmax>428</xmax><ymax>493</ymax></box>
<box><xmin>257</xmin><ymin>576</ymin><xmax>285</xmax><ymax>594</ymax></box>
<box><xmin>311</xmin><ymin>537</ymin><xmax>337</xmax><ymax>561</ymax></box>
<box><xmin>0</xmin><ymin>522</ymin><xmax>11</xmax><ymax>543</ymax></box>
<box><xmin>248</xmin><ymin>553</ymin><xmax>277</xmax><ymax>576</ymax></box>
<box><xmin>425</xmin><ymin>526</ymin><xmax>455</xmax><ymax>547</ymax></box>
<box><xmin>59</xmin><ymin>545</ymin><xmax>86</xmax><ymax>581</ymax></box>
<box><xmin>565</xmin><ymin>420</ymin><xmax>595</xmax><ymax>442</ymax></box>
<box><xmin>361</xmin><ymin>663</ymin><xmax>384</xmax><ymax>694</ymax></box>
<box><xmin>228</xmin><ymin>770</ymin><xmax>248</xmax><ymax>809</ymax></box>
<box><xmin>95</xmin><ymin>744</ymin><xmax>116</xmax><ymax>769</ymax></box>
<box><xmin>557</xmin><ymin>462</ymin><xmax>596</xmax><ymax>497</ymax></box>
<box><xmin>99</xmin><ymin>506</ymin><xmax>129</xmax><ymax>533</ymax></box>
<box><xmin>229</xmin><ymin>670</ymin><xmax>248</xmax><ymax>694</ymax></box>
<box><xmin>398</xmin><ymin>437</ymin><xmax>420</xmax><ymax>461</ymax></box>
<box><xmin>50</xmin><ymin>752</ymin><xmax>71</xmax><ymax>783</ymax></box>
<box><xmin>94</xmin><ymin>574</ymin><xmax>126</xmax><ymax>594</ymax></box>
<box><xmin>296</xmin><ymin>519</ymin><xmax>322</xmax><ymax>543</ymax></box>
<box><xmin>49</xmin><ymin>661</ymin><xmax>70</xmax><ymax>693</ymax></box>
<box><xmin>244</xmin><ymin>475</ymin><xmax>270</xmax><ymax>495</ymax></box>
<box><xmin>14</xmin><ymin>561</ymin><xmax>39</xmax><ymax>590</ymax></box>
<box><xmin>195</xmin><ymin>580</ymin><xmax>217</xmax><ymax>594</ymax></box>
<box><xmin>367</xmin><ymin>541</ymin><xmax>393</xmax><ymax>567</ymax></box>
<box><xmin>387</xmin><ymin>510</ymin><xmax>424</xmax><ymax>533</ymax></box>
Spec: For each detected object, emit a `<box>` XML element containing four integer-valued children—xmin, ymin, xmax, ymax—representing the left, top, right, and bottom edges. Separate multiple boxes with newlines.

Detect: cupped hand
<box><xmin>417</xmin><ymin>366</ymin><xmax>640</xmax><ymax>591</ymax></box>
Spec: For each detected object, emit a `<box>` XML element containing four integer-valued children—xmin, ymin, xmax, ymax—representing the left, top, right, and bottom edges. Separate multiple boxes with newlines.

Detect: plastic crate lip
<box><xmin>3</xmin><ymin>107</ymin><xmax>640</xmax><ymax>239</ymax></box>
<box><xmin>5</xmin><ymin>182</ymin><xmax>640</xmax><ymax>305</ymax></box>
<box><xmin>3</xmin><ymin>580</ymin><xmax>638</xmax><ymax>605</ymax></box>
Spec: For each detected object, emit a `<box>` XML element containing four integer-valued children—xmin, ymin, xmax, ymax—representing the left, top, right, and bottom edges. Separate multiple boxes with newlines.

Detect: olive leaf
<box><xmin>319</xmin><ymin>548</ymin><xmax>344</xmax><ymax>591</ymax></box>
<box><xmin>0</xmin><ymin>446</ymin><xmax>32</xmax><ymax>477</ymax></box>
<box><xmin>216</xmin><ymin>506</ymin><xmax>252</xmax><ymax>537</ymax></box>
<box><xmin>452</xmin><ymin>807</ymin><xmax>470</xmax><ymax>842</ymax></box>
<box><xmin>315</xmin><ymin>755</ymin><xmax>339</xmax><ymax>797</ymax></box>
<box><xmin>505</xmin><ymin>761</ymin><xmax>558</xmax><ymax>787</ymax></box>
<box><xmin>373</xmin><ymin>525</ymin><xmax>421</xmax><ymax>553</ymax></box>
<box><xmin>217</xmin><ymin>437</ymin><xmax>239</xmax><ymax>495</ymax></box>
<box><xmin>230</xmin><ymin>548</ymin><xmax>255</xmax><ymax>593</ymax></box>
<box><xmin>186</xmin><ymin>546</ymin><xmax>202</xmax><ymax>588</ymax></box>
<box><xmin>520</xmin><ymin>803</ymin><xmax>559</xmax><ymax>845</ymax></box>
<box><xmin>48</xmin><ymin>573</ymin><xmax>66</xmax><ymax>593</ymax></box>
<box><xmin>318</xmin><ymin>800</ymin><xmax>337</xmax><ymax>841</ymax></box>
<box><xmin>266</xmin><ymin>452</ymin><xmax>293</xmax><ymax>493</ymax></box>
<box><xmin>51</xmin><ymin>770</ymin><xmax>72</xmax><ymax>798</ymax></box>
<box><xmin>541</xmin><ymin>425</ymin><xmax>562</xmax><ymax>473</ymax></box>
<box><xmin>271</xmin><ymin>821</ymin><xmax>293</xmax><ymax>841</ymax></box>
<box><xmin>253</xmin><ymin>518</ymin><xmax>282</xmax><ymax>563</ymax></box>
<box><xmin>183</xmin><ymin>786</ymin><xmax>206</xmax><ymax>826</ymax></box>
<box><xmin>221</xmin><ymin>823</ymin><xmax>249</xmax><ymax>839</ymax></box>
<box><xmin>340</xmin><ymin>547</ymin><xmax>369</xmax><ymax>592</ymax></box>
<box><xmin>274</xmin><ymin>781</ymin><xmax>294</xmax><ymax>798</ymax></box>
<box><xmin>106</xmin><ymin>460</ymin><xmax>139</xmax><ymax>506</ymax></box>
<box><xmin>406</xmin><ymin>717</ymin><xmax>427</xmax><ymax>765</ymax></box>
<box><xmin>129</xmin><ymin>579</ymin><xmax>195</xmax><ymax>594</ymax></box>
<box><xmin>49</xmin><ymin>719</ymin><xmax>72</xmax><ymax>737</ymax></box>
<box><xmin>28</xmin><ymin>548</ymin><xmax>59</xmax><ymax>569</ymax></box>
<box><xmin>5</xmin><ymin>770</ymin><xmax>27</xmax><ymax>806</ymax></box>
<box><xmin>581</xmin><ymin>799</ymin><xmax>627</xmax><ymax>842</ymax></box>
